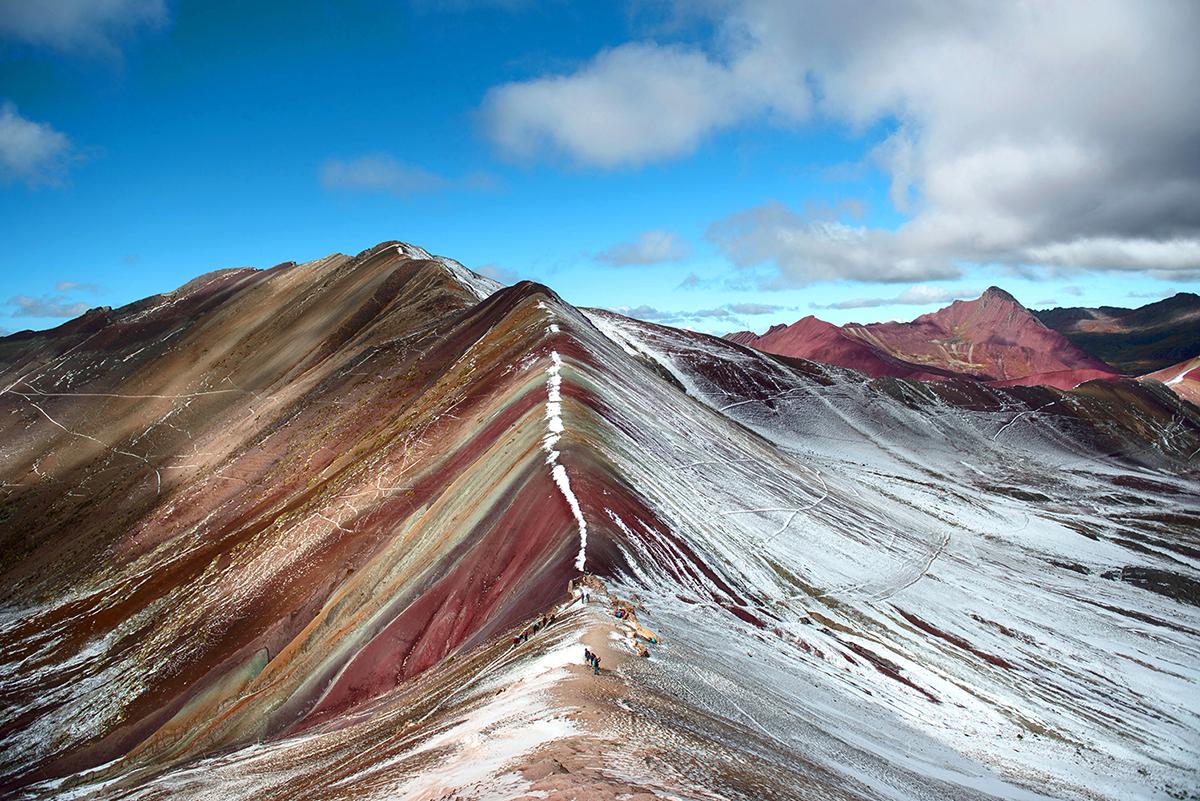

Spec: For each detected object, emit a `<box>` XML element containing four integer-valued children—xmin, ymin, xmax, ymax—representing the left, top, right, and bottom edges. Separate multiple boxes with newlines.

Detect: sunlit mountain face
<box><xmin>2</xmin><ymin>245</ymin><xmax>1197</xmax><ymax>801</ymax></box>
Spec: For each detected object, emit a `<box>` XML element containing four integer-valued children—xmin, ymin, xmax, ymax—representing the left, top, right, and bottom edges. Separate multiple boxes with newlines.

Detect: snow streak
<box><xmin>542</xmin><ymin>350</ymin><xmax>587</xmax><ymax>570</ymax></box>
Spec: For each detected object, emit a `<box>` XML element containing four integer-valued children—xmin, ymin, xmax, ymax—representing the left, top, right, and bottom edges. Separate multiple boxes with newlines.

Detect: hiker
<box><xmin>592</xmin><ymin>654</ymin><xmax>601</xmax><ymax>675</ymax></box>
<box><xmin>583</xmin><ymin>647</ymin><xmax>594</xmax><ymax>667</ymax></box>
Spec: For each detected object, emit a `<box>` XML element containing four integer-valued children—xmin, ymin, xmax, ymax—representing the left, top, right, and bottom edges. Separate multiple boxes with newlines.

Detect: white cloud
<box><xmin>55</xmin><ymin>280</ymin><xmax>102</xmax><ymax>293</ymax></box>
<box><xmin>611</xmin><ymin>301</ymin><xmax>788</xmax><ymax>326</ymax></box>
<box><xmin>725</xmin><ymin>302</ymin><xmax>785</xmax><ymax>315</ymax></box>
<box><xmin>812</xmin><ymin>285</ymin><xmax>980</xmax><ymax>310</ymax></box>
<box><xmin>0</xmin><ymin>0</ymin><xmax>166</xmax><ymax>55</ymax></box>
<box><xmin>482</xmin><ymin>42</ymin><xmax>806</xmax><ymax>168</ymax></box>
<box><xmin>596</xmin><ymin>229</ymin><xmax>691</xmax><ymax>266</ymax></box>
<box><xmin>0</xmin><ymin>101</ymin><xmax>79</xmax><ymax>188</ymax></box>
<box><xmin>709</xmin><ymin>202</ymin><xmax>960</xmax><ymax>284</ymax></box>
<box><xmin>483</xmin><ymin>1</ymin><xmax>1200</xmax><ymax>282</ymax></box>
<box><xmin>319</xmin><ymin>154</ymin><xmax>498</xmax><ymax>196</ymax></box>
<box><xmin>7</xmin><ymin>294</ymin><xmax>91</xmax><ymax>318</ymax></box>
<box><xmin>1023</xmin><ymin>237</ymin><xmax>1200</xmax><ymax>277</ymax></box>
<box><xmin>612</xmin><ymin>304</ymin><xmax>675</xmax><ymax>322</ymax></box>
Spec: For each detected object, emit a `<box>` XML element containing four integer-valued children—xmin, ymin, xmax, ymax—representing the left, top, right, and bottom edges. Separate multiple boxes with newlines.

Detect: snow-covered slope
<box><xmin>584</xmin><ymin>309</ymin><xmax>1199</xmax><ymax>800</ymax></box>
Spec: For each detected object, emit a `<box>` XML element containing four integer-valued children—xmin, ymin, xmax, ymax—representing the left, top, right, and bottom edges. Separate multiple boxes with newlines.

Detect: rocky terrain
<box><xmin>2</xmin><ymin>243</ymin><xmax>1198</xmax><ymax>800</ymax></box>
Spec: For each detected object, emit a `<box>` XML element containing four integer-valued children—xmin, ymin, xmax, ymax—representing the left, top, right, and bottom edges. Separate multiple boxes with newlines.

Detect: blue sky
<box><xmin>2</xmin><ymin>1</ymin><xmax>1198</xmax><ymax>336</ymax></box>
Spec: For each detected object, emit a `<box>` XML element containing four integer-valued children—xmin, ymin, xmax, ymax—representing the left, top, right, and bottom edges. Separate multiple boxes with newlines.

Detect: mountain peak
<box><xmin>980</xmin><ymin>286</ymin><xmax>1020</xmax><ymax>304</ymax></box>
<box><xmin>743</xmin><ymin>285</ymin><xmax>1115</xmax><ymax>387</ymax></box>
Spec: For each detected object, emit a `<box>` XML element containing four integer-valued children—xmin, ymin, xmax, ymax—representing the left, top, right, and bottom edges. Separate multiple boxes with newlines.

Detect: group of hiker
<box><xmin>510</xmin><ymin>611</ymin><xmax>557</xmax><ymax>648</ymax></box>
<box><xmin>505</xmin><ymin>573</ymin><xmax>661</xmax><ymax>673</ymax></box>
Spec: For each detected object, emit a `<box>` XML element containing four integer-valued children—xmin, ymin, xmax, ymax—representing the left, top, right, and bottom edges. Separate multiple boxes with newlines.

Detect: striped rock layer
<box><xmin>2</xmin><ymin>243</ymin><xmax>1199</xmax><ymax>801</ymax></box>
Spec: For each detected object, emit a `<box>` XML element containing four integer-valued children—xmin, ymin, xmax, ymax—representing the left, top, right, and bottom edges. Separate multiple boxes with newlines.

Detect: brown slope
<box><xmin>0</xmin><ymin>244</ymin><xmax>598</xmax><ymax>791</ymax></box>
<box><xmin>722</xmin><ymin>329</ymin><xmax>763</xmax><ymax>346</ymax></box>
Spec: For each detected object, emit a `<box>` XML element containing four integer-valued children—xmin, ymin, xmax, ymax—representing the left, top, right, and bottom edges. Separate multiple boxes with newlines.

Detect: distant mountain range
<box><xmin>726</xmin><ymin>288</ymin><xmax>1200</xmax><ymax>398</ymax></box>
<box><xmin>1034</xmin><ymin>292</ymin><xmax>1200</xmax><ymax>374</ymax></box>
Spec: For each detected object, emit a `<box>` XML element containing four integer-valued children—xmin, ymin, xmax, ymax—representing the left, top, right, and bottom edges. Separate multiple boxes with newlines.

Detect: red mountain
<box><xmin>751</xmin><ymin>315</ymin><xmax>961</xmax><ymax>382</ymax></box>
<box><xmin>728</xmin><ymin>287</ymin><xmax>1121</xmax><ymax>390</ymax></box>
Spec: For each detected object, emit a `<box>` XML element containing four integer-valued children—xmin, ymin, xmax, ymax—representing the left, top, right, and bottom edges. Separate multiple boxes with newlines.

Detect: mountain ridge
<box><xmin>2</xmin><ymin>242</ymin><xmax>1198</xmax><ymax>800</ymax></box>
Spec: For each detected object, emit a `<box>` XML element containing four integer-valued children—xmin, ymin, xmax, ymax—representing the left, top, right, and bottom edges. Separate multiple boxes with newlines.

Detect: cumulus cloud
<box><xmin>485</xmin><ymin>1</ymin><xmax>1200</xmax><ymax>282</ymax></box>
<box><xmin>709</xmin><ymin>202</ymin><xmax>961</xmax><ymax>284</ymax></box>
<box><xmin>596</xmin><ymin>229</ymin><xmax>691</xmax><ymax>266</ymax></box>
<box><xmin>0</xmin><ymin>102</ymin><xmax>79</xmax><ymax>188</ymax></box>
<box><xmin>0</xmin><ymin>0</ymin><xmax>167</xmax><ymax>55</ymax></box>
<box><xmin>811</xmin><ymin>285</ymin><xmax>979</xmax><ymax>310</ymax></box>
<box><xmin>482</xmin><ymin>42</ymin><xmax>808</xmax><ymax>168</ymax></box>
<box><xmin>320</xmin><ymin>154</ymin><xmax>498</xmax><ymax>196</ymax></box>
<box><xmin>1023</xmin><ymin>237</ymin><xmax>1200</xmax><ymax>278</ymax></box>
<box><xmin>7</xmin><ymin>294</ymin><xmax>91</xmax><ymax>318</ymax></box>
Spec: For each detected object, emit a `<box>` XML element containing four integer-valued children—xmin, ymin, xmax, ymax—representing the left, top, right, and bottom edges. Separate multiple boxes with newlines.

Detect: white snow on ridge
<box><xmin>385</xmin><ymin>243</ymin><xmax>503</xmax><ymax>301</ymax></box>
<box><xmin>1162</xmin><ymin>357</ymin><xmax>1198</xmax><ymax>386</ymax></box>
<box><xmin>433</xmin><ymin>255</ymin><xmax>504</xmax><ymax>301</ymax></box>
<box><xmin>542</xmin><ymin>348</ymin><xmax>588</xmax><ymax>571</ymax></box>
